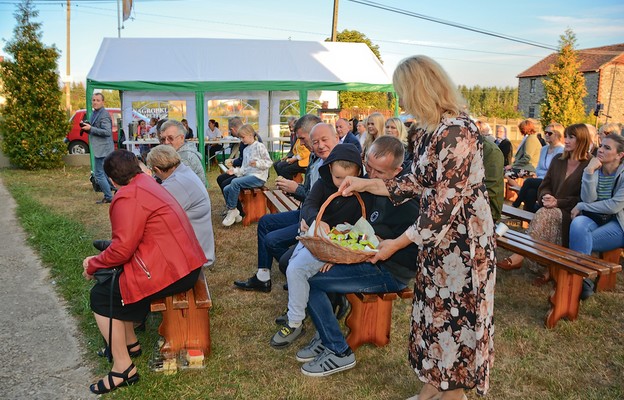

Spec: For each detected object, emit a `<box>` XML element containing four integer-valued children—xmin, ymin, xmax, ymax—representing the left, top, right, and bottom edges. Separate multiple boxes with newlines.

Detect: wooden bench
<box><xmin>496</xmin><ymin>230</ymin><xmax>621</xmax><ymax>328</ymax></box>
<box><xmin>263</xmin><ymin>189</ymin><xmax>301</xmax><ymax>213</ymax></box>
<box><xmin>502</xmin><ymin>204</ymin><xmax>534</xmax><ymax>228</ymax></box>
<box><xmin>239</xmin><ymin>187</ymin><xmax>268</xmax><ymax>226</ymax></box>
<box><xmin>150</xmin><ymin>270</ymin><xmax>212</xmax><ymax>357</ymax></box>
<box><xmin>504</xmin><ymin>177</ymin><xmax>524</xmax><ymax>202</ymax></box>
<box><xmin>344</xmin><ymin>288</ymin><xmax>414</xmax><ymax>350</ymax></box>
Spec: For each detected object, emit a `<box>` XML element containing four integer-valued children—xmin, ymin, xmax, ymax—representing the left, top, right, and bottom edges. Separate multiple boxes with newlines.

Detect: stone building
<box><xmin>517</xmin><ymin>43</ymin><xmax>624</xmax><ymax>124</ymax></box>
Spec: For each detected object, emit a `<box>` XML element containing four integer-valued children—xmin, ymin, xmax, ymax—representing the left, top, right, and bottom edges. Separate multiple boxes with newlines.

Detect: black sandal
<box><xmin>97</xmin><ymin>341</ymin><xmax>143</xmax><ymax>360</ymax></box>
<box><xmin>89</xmin><ymin>363</ymin><xmax>139</xmax><ymax>394</ymax></box>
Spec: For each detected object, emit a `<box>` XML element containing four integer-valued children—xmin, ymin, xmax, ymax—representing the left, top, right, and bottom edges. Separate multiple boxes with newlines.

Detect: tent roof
<box><xmin>87</xmin><ymin>38</ymin><xmax>393</xmax><ymax>92</ymax></box>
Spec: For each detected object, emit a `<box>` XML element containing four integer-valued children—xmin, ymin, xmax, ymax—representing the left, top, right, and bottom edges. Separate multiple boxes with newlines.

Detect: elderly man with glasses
<box><xmin>159</xmin><ymin>119</ymin><xmax>206</xmax><ymax>186</ymax></box>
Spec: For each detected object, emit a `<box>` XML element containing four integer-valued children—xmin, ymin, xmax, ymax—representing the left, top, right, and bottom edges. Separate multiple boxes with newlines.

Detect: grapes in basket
<box><xmin>327</xmin><ymin>228</ymin><xmax>377</xmax><ymax>251</ymax></box>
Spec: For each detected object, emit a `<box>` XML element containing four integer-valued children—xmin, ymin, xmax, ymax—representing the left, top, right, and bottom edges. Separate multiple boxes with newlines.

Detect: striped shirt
<box><xmin>597</xmin><ymin>170</ymin><xmax>616</xmax><ymax>200</ymax></box>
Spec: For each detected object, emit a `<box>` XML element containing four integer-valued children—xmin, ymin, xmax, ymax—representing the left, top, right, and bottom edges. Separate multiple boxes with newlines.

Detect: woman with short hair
<box><xmin>83</xmin><ymin>149</ymin><xmax>206</xmax><ymax>394</ymax></box>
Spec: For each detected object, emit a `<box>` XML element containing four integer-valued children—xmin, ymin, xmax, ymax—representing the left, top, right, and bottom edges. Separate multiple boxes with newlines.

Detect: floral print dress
<box><xmin>386</xmin><ymin>112</ymin><xmax>496</xmax><ymax>395</ymax></box>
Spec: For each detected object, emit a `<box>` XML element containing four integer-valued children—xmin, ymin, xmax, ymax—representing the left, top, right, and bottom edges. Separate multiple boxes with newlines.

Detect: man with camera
<box><xmin>81</xmin><ymin>93</ymin><xmax>114</xmax><ymax>203</ymax></box>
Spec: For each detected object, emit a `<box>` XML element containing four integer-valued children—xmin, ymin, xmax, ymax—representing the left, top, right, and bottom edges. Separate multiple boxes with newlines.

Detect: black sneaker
<box><xmin>580</xmin><ymin>278</ymin><xmax>595</xmax><ymax>301</ymax></box>
<box><xmin>275</xmin><ymin>310</ymin><xmax>288</xmax><ymax>325</ymax></box>
<box><xmin>270</xmin><ymin>323</ymin><xmax>305</xmax><ymax>349</ymax></box>
<box><xmin>233</xmin><ymin>275</ymin><xmax>271</xmax><ymax>293</ymax></box>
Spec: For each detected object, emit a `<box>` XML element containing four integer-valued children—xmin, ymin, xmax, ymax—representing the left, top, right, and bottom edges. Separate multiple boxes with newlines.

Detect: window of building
<box><xmin>530</xmin><ymin>79</ymin><xmax>536</xmax><ymax>94</ymax></box>
<box><xmin>528</xmin><ymin>106</ymin><xmax>535</xmax><ymax>118</ymax></box>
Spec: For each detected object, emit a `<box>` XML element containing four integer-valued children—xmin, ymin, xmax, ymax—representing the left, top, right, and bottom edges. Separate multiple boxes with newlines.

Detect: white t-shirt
<box><xmin>206</xmin><ymin>127</ymin><xmax>222</xmax><ymax>140</ymax></box>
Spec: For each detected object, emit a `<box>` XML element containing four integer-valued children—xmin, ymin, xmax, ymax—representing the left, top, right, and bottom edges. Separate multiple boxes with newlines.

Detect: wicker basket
<box><xmin>298</xmin><ymin>191</ymin><xmax>375</xmax><ymax>264</ymax></box>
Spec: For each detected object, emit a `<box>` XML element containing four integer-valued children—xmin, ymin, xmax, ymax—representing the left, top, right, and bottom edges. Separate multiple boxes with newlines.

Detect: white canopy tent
<box><xmin>86</xmin><ymin>37</ymin><xmax>394</xmax><ymax>164</ymax></box>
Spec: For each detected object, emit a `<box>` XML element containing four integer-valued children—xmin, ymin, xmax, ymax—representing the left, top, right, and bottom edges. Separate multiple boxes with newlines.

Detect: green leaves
<box><xmin>540</xmin><ymin>29</ymin><xmax>588</xmax><ymax>127</ymax></box>
<box><xmin>0</xmin><ymin>0</ymin><xmax>69</xmax><ymax>169</ymax></box>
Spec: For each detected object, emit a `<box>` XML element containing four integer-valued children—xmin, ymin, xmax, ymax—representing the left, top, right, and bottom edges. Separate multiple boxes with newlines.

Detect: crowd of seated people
<box><xmin>84</xmin><ymin>97</ymin><xmax>623</xmax><ymax>398</ymax></box>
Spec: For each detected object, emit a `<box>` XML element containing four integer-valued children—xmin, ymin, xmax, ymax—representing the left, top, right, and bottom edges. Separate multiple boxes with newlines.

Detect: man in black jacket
<box><xmin>296</xmin><ymin>135</ymin><xmax>419</xmax><ymax>377</ymax></box>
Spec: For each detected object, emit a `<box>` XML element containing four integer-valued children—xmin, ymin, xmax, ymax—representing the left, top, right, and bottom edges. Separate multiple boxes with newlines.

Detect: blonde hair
<box><xmin>392</xmin><ymin>55</ymin><xmax>465</xmax><ymax>132</ymax></box>
<box><xmin>237</xmin><ymin>124</ymin><xmax>257</xmax><ymax>139</ymax></box>
<box><xmin>146</xmin><ymin>144</ymin><xmax>181</xmax><ymax>171</ymax></box>
<box><xmin>385</xmin><ymin>117</ymin><xmax>408</xmax><ymax>145</ymax></box>
<box><xmin>362</xmin><ymin>112</ymin><xmax>386</xmax><ymax>154</ymax></box>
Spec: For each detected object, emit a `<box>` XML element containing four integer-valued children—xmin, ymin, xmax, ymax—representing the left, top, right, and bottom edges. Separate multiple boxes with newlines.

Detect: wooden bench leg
<box><xmin>239</xmin><ymin>189</ymin><xmax>268</xmax><ymax>227</ymax></box>
<box><xmin>596</xmin><ymin>249</ymin><xmax>621</xmax><ymax>292</ymax></box>
<box><xmin>157</xmin><ymin>290</ymin><xmax>211</xmax><ymax>356</ymax></box>
<box><xmin>345</xmin><ymin>293</ymin><xmax>393</xmax><ymax>350</ymax></box>
<box><xmin>545</xmin><ymin>268</ymin><xmax>584</xmax><ymax>328</ymax></box>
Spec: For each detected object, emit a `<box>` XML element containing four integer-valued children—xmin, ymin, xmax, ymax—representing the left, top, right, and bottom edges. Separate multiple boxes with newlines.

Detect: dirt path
<box><xmin>0</xmin><ymin>176</ymin><xmax>93</xmax><ymax>399</ymax></box>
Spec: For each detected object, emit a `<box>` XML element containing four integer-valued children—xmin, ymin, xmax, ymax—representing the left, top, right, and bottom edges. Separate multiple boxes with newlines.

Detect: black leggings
<box><xmin>512</xmin><ymin>177</ymin><xmax>542</xmax><ymax>212</ymax></box>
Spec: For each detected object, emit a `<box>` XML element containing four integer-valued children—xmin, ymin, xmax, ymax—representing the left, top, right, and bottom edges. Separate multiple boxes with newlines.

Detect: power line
<box><xmin>348</xmin><ymin>0</ymin><xmax>558</xmax><ymax>51</ymax></box>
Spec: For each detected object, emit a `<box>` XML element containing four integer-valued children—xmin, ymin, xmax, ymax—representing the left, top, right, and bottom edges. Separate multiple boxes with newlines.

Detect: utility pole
<box><xmin>65</xmin><ymin>0</ymin><xmax>71</xmax><ymax>115</ymax></box>
<box><xmin>331</xmin><ymin>0</ymin><xmax>339</xmax><ymax>41</ymax></box>
<box><xmin>116</xmin><ymin>0</ymin><xmax>121</xmax><ymax>38</ymax></box>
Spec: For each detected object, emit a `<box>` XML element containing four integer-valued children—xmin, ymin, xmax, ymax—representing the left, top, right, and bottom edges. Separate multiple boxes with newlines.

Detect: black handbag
<box><xmin>93</xmin><ymin>267</ymin><xmax>120</xmax><ymax>363</ymax></box>
<box><xmin>582</xmin><ymin>211</ymin><xmax>615</xmax><ymax>226</ymax></box>
<box><xmin>90</xmin><ymin>172</ymin><xmax>102</xmax><ymax>193</ymax></box>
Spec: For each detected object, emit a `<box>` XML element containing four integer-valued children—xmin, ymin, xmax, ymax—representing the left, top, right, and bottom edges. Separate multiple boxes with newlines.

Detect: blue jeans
<box><xmin>223</xmin><ymin>175</ymin><xmax>265</xmax><ymax>210</ymax></box>
<box><xmin>94</xmin><ymin>156</ymin><xmax>112</xmax><ymax>201</ymax></box>
<box><xmin>569</xmin><ymin>216</ymin><xmax>624</xmax><ymax>254</ymax></box>
<box><xmin>307</xmin><ymin>263</ymin><xmax>406</xmax><ymax>354</ymax></box>
<box><xmin>286</xmin><ymin>243</ymin><xmax>325</xmax><ymax>323</ymax></box>
<box><xmin>257</xmin><ymin>210</ymin><xmax>300</xmax><ymax>269</ymax></box>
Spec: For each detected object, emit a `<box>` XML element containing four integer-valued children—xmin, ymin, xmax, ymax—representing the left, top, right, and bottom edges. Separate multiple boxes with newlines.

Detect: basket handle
<box><xmin>313</xmin><ymin>191</ymin><xmax>366</xmax><ymax>237</ymax></box>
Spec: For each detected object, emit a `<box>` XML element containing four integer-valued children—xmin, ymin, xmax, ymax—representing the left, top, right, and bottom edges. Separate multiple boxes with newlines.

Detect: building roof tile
<box><xmin>517</xmin><ymin>43</ymin><xmax>624</xmax><ymax>78</ymax></box>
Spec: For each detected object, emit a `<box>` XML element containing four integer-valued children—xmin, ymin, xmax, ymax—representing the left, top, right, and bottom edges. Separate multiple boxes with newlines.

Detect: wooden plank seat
<box><xmin>597</xmin><ymin>248</ymin><xmax>623</xmax><ymax>291</ymax></box>
<box><xmin>150</xmin><ymin>270</ymin><xmax>212</xmax><ymax>357</ymax></box>
<box><xmin>502</xmin><ymin>204</ymin><xmax>535</xmax><ymax>224</ymax></box>
<box><xmin>238</xmin><ymin>186</ymin><xmax>269</xmax><ymax>226</ymax></box>
<box><xmin>345</xmin><ymin>288</ymin><xmax>414</xmax><ymax>350</ymax></box>
<box><xmin>263</xmin><ymin>189</ymin><xmax>300</xmax><ymax>214</ymax></box>
<box><xmin>496</xmin><ymin>230</ymin><xmax>621</xmax><ymax>328</ymax></box>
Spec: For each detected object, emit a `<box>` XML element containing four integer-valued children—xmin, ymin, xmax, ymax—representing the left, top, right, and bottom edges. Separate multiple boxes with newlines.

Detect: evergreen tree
<box><xmin>540</xmin><ymin>29</ymin><xmax>587</xmax><ymax>127</ymax></box>
<box><xmin>328</xmin><ymin>30</ymin><xmax>391</xmax><ymax>111</ymax></box>
<box><xmin>0</xmin><ymin>0</ymin><xmax>68</xmax><ymax>169</ymax></box>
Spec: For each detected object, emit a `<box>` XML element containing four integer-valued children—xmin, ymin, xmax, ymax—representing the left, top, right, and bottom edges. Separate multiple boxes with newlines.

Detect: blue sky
<box><xmin>1</xmin><ymin>0</ymin><xmax>623</xmax><ymax>87</ymax></box>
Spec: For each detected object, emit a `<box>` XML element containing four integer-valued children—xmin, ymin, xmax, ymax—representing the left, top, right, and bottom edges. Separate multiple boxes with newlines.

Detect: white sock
<box><xmin>288</xmin><ymin>320</ymin><xmax>302</xmax><ymax>328</ymax></box>
<box><xmin>256</xmin><ymin>268</ymin><xmax>271</xmax><ymax>282</ymax></box>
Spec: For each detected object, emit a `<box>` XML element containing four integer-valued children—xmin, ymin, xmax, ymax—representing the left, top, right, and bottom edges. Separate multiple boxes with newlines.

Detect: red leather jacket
<box><xmin>88</xmin><ymin>173</ymin><xmax>207</xmax><ymax>304</ymax></box>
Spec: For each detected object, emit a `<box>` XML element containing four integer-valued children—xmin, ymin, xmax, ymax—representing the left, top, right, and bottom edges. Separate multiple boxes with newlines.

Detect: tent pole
<box><xmin>299</xmin><ymin>90</ymin><xmax>308</xmax><ymax>117</ymax></box>
<box><xmin>195</xmin><ymin>91</ymin><xmax>206</xmax><ymax>176</ymax></box>
<box><xmin>394</xmin><ymin>93</ymin><xmax>399</xmax><ymax>117</ymax></box>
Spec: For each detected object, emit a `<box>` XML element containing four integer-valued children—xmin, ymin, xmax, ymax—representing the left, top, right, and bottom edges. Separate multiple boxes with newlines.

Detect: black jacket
<box><xmin>301</xmin><ymin>144</ymin><xmax>367</xmax><ymax>228</ymax></box>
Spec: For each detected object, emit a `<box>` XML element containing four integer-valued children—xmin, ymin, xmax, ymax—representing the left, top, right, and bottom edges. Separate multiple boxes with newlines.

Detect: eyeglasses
<box><xmin>161</xmin><ymin>135</ymin><xmax>181</xmax><ymax>143</ymax></box>
<box><xmin>545</xmin><ymin>131</ymin><xmax>553</xmax><ymax>136</ymax></box>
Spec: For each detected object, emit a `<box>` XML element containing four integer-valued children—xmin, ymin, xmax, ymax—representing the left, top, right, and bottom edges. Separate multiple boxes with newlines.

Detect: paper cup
<box><xmin>495</xmin><ymin>222</ymin><xmax>509</xmax><ymax>237</ymax></box>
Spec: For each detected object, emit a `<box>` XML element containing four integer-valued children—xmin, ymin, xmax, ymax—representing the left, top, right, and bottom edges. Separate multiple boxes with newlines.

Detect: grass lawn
<box><xmin>0</xmin><ymin>165</ymin><xmax>622</xmax><ymax>399</ymax></box>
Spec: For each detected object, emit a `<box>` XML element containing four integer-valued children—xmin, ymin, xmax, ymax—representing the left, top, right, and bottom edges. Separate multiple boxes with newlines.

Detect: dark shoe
<box><xmin>580</xmin><ymin>278</ymin><xmax>595</xmax><ymax>301</ymax></box>
<box><xmin>275</xmin><ymin>310</ymin><xmax>288</xmax><ymax>325</ymax></box>
<box><xmin>270</xmin><ymin>323</ymin><xmax>305</xmax><ymax>349</ymax></box>
<box><xmin>496</xmin><ymin>256</ymin><xmax>523</xmax><ymax>271</ymax></box>
<box><xmin>89</xmin><ymin>363</ymin><xmax>139</xmax><ymax>394</ymax></box>
<box><xmin>333</xmin><ymin>294</ymin><xmax>350</xmax><ymax>320</ymax></box>
<box><xmin>96</xmin><ymin>197</ymin><xmax>112</xmax><ymax>204</ymax></box>
<box><xmin>97</xmin><ymin>341</ymin><xmax>143</xmax><ymax>360</ymax></box>
<box><xmin>93</xmin><ymin>240</ymin><xmax>112</xmax><ymax>252</ymax></box>
<box><xmin>233</xmin><ymin>275</ymin><xmax>271</xmax><ymax>292</ymax></box>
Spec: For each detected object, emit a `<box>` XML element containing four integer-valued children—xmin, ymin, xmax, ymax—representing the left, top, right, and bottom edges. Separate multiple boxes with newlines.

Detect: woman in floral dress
<box><xmin>340</xmin><ymin>55</ymin><xmax>496</xmax><ymax>399</ymax></box>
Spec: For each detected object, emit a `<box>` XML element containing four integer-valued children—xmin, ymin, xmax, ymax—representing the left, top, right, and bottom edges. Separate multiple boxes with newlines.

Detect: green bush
<box><xmin>0</xmin><ymin>0</ymin><xmax>68</xmax><ymax>169</ymax></box>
